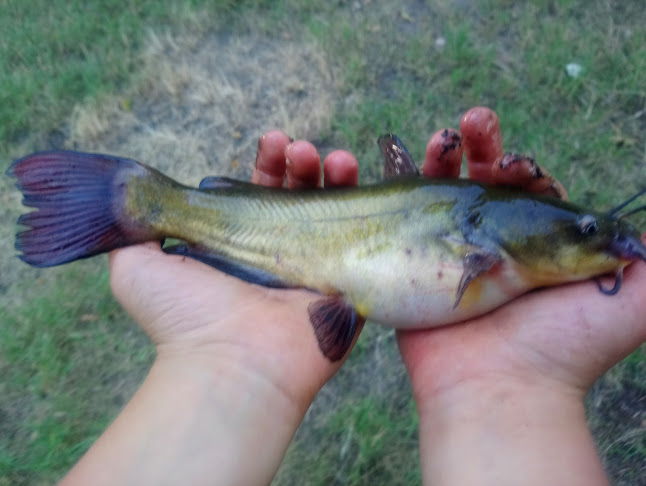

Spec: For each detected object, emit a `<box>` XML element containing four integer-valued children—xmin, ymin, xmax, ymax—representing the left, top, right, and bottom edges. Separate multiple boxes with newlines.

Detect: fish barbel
<box><xmin>7</xmin><ymin>135</ymin><xmax>646</xmax><ymax>360</ymax></box>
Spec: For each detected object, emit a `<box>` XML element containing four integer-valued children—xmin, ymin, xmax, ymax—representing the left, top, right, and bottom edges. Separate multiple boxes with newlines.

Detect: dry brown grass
<box><xmin>66</xmin><ymin>30</ymin><xmax>341</xmax><ymax>183</ymax></box>
<box><xmin>2</xmin><ymin>24</ymin><xmax>343</xmax><ymax>306</ymax></box>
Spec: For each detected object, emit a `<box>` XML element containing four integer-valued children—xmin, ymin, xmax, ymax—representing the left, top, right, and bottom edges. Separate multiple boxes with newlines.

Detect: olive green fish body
<box><xmin>8</xmin><ymin>149</ymin><xmax>646</xmax><ymax>360</ymax></box>
<box><xmin>120</xmin><ymin>169</ymin><xmax>638</xmax><ymax>328</ymax></box>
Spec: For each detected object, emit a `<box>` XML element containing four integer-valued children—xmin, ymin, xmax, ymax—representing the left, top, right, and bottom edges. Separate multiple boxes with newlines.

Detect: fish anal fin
<box><xmin>378</xmin><ymin>134</ymin><xmax>420</xmax><ymax>179</ymax></box>
<box><xmin>163</xmin><ymin>243</ymin><xmax>292</xmax><ymax>289</ymax></box>
<box><xmin>454</xmin><ymin>250</ymin><xmax>502</xmax><ymax>309</ymax></box>
<box><xmin>308</xmin><ymin>296</ymin><xmax>359</xmax><ymax>362</ymax></box>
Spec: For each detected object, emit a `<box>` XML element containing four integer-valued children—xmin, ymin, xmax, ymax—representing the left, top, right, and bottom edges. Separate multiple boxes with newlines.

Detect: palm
<box><xmin>109</xmin><ymin>242</ymin><xmax>338</xmax><ymax>399</ymax></box>
<box><xmin>106</xmin><ymin>132</ymin><xmax>359</xmax><ymax>408</ymax></box>
<box><xmin>398</xmin><ymin>259</ymin><xmax>646</xmax><ymax>398</ymax></box>
<box><xmin>399</xmin><ymin>107</ymin><xmax>646</xmax><ymax>398</ymax></box>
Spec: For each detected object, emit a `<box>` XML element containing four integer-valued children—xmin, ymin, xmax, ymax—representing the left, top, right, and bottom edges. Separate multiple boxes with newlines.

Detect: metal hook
<box><xmin>595</xmin><ymin>269</ymin><xmax>623</xmax><ymax>296</ymax></box>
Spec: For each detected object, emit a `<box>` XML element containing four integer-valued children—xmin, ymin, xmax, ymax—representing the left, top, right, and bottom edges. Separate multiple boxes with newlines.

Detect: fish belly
<box><xmin>336</xmin><ymin>245</ymin><xmax>532</xmax><ymax>329</ymax></box>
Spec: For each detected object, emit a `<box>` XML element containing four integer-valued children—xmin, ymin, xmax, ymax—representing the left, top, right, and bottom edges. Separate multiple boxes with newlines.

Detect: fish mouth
<box><xmin>608</xmin><ymin>233</ymin><xmax>646</xmax><ymax>263</ymax></box>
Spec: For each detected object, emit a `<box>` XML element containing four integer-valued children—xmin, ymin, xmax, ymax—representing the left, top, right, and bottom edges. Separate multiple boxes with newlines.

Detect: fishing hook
<box><xmin>595</xmin><ymin>269</ymin><xmax>623</xmax><ymax>296</ymax></box>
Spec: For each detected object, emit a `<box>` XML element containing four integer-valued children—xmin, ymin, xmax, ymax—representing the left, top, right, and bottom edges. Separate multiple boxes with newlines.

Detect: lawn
<box><xmin>1</xmin><ymin>0</ymin><xmax>645</xmax><ymax>484</ymax></box>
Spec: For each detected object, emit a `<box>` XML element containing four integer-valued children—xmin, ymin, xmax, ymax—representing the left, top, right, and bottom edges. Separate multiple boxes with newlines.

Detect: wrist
<box><xmin>62</xmin><ymin>351</ymin><xmax>308</xmax><ymax>486</ymax></box>
<box><xmin>414</xmin><ymin>378</ymin><xmax>609</xmax><ymax>486</ymax></box>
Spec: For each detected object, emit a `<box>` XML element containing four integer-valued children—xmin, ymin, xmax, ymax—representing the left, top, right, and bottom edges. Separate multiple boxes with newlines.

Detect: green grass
<box><xmin>277</xmin><ymin>394</ymin><xmax>420</xmax><ymax>485</ymax></box>
<box><xmin>2</xmin><ymin>0</ymin><xmax>646</xmax><ymax>485</ymax></box>
<box><xmin>0</xmin><ymin>0</ymin><xmax>235</xmax><ymax>154</ymax></box>
<box><xmin>321</xmin><ymin>1</ymin><xmax>646</xmax><ymax>207</ymax></box>
<box><xmin>0</xmin><ymin>264</ymin><xmax>154</xmax><ymax>483</ymax></box>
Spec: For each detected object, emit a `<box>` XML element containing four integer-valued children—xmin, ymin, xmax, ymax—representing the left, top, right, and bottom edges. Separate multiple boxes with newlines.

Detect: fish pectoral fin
<box><xmin>308</xmin><ymin>296</ymin><xmax>360</xmax><ymax>362</ymax></box>
<box><xmin>163</xmin><ymin>243</ymin><xmax>293</xmax><ymax>289</ymax></box>
<box><xmin>454</xmin><ymin>250</ymin><xmax>503</xmax><ymax>309</ymax></box>
<box><xmin>378</xmin><ymin>134</ymin><xmax>420</xmax><ymax>179</ymax></box>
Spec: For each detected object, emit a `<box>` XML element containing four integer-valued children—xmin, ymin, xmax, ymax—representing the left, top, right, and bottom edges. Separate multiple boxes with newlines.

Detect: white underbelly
<box><xmin>336</xmin><ymin>246</ymin><xmax>533</xmax><ymax>329</ymax></box>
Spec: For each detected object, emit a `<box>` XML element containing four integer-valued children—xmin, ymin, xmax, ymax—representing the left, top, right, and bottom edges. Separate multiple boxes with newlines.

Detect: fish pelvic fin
<box><xmin>308</xmin><ymin>296</ymin><xmax>361</xmax><ymax>362</ymax></box>
<box><xmin>7</xmin><ymin>150</ymin><xmax>160</xmax><ymax>267</ymax></box>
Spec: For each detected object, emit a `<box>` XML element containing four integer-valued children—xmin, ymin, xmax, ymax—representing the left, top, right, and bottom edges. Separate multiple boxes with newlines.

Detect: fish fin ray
<box><xmin>308</xmin><ymin>296</ymin><xmax>359</xmax><ymax>361</ymax></box>
<box><xmin>378</xmin><ymin>134</ymin><xmax>420</xmax><ymax>179</ymax></box>
<box><xmin>7</xmin><ymin>151</ymin><xmax>155</xmax><ymax>267</ymax></box>
<box><xmin>163</xmin><ymin>243</ymin><xmax>293</xmax><ymax>288</ymax></box>
<box><xmin>454</xmin><ymin>250</ymin><xmax>502</xmax><ymax>308</ymax></box>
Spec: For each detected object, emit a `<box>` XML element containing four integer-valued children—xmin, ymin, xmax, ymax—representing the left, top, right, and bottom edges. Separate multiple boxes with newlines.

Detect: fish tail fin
<box><xmin>7</xmin><ymin>150</ymin><xmax>160</xmax><ymax>267</ymax></box>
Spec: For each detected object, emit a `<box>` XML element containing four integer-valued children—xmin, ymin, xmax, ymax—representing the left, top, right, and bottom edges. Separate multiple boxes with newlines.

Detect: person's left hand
<box><xmin>94</xmin><ymin>132</ymin><xmax>360</xmax><ymax>486</ymax></box>
<box><xmin>109</xmin><ymin>131</ymin><xmax>360</xmax><ymax>408</ymax></box>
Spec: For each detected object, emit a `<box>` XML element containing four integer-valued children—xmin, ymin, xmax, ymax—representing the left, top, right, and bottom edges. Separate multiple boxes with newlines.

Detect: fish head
<box><xmin>477</xmin><ymin>196</ymin><xmax>646</xmax><ymax>285</ymax></box>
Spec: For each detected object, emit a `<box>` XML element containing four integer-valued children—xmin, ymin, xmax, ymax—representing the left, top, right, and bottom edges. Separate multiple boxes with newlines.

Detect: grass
<box><xmin>277</xmin><ymin>395</ymin><xmax>420</xmax><ymax>485</ymax></box>
<box><xmin>0</xmin><ymin>263</ymin><xmax>153</xmax><ymax>484</ymax></box>
<box><xmin>1</xmin><ymin>0</ymin><xmax>645</xmax><ymax>484</ymax></box>
<box><xmin>0</xmin><ymin>0</ymin><xmax>245</xmax><ymax>155</ymax></box>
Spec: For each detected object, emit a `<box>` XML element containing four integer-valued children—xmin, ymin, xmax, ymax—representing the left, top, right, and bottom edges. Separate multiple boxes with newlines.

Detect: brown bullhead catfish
<box><xmin>7</xmin><ymin>135</ymin><xmax>646</xmax><ymax>360</ymax></box>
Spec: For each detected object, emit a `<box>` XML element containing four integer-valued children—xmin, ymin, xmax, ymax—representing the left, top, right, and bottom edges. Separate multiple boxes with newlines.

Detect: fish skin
<box><xmin>116</xmin><ymin>165</ymin><xmax>641</xmax><ymax>328</ymax></box>
<box><xmin>7</xmin><ymin>149</ymin><xmax>646</xmax><ymax>353</ymax></box>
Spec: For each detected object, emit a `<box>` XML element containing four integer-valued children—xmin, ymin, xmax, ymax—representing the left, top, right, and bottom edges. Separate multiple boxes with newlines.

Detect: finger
<box><xmin>460</xmin><ymin>107</ymin><xmax>504</xmax><ymax>182</ymax></box>
<box><xmin>285</xmin><ymin>140</ymin><xmax>321</xmax><ymax>189</ymax></box>
<box><xmin>107</xmin><ymin>241</ymin><xmax>163</xmax><ymax>270</ymax></box>
<box><xmin>323</xmin><ymin>150</ymin><xmax>359</xmax><ymax>187</ymax></box>
<box><xmin>422</xmin><ymin>128</ymin><xmax>463</xmax><ymax>178</ymax></box>
<box><xmin>491</xmin><ymin>154</ymin><xmax>569</xmax><ymax>200</ymax></box>
<box><xmin>251</xmin><ymin>130</ymin><xmax>293</xmax><ymax>187</ymax></box>
<box><xmin>524</xmin><ymin>162</ymin><xmax>568</xmax><ymax>200</ymax></box>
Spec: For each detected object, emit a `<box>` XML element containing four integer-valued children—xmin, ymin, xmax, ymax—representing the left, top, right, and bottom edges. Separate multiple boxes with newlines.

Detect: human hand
<box><xmin>399</xmin><ymin>107</ymin><xmax>646</xmax><ymax>485</ymax></box>
<box><xmin>108</xmin><ymin>132</ymin><xmax>360</xmax><ymax>403</ymax></box>
<box><xmin>63</xmin><ymin>133</ymin><xmax>360</xmax><ymax>486</ymax></box>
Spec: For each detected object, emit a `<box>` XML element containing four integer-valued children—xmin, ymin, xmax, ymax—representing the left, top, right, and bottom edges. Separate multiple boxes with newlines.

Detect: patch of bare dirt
<box><xmin>1</xmin><ymin>27</ymin><xmax>342</xmax><ymax>308</ymax></box>
<box><xmin>66</xmin><ymin>31</ymin><xmax>340</xmax><ymax>182</ymax></box>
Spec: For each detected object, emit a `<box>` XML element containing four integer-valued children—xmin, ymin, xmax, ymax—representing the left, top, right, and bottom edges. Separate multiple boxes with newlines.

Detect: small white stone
<box><xmin>565</xmin><ymin>63</ymin><xmax>583</xmax><ymax>78</ymax></box>
<box><xmin>435</xmin><ymin>37</ymin><xmax>446</xmax><ymax>49</ymax></box>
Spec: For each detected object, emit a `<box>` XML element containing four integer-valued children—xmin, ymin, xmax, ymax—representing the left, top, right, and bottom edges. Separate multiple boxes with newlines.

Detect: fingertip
<box><xmin>491</xmin><ymin>154</ymin><xmax>569</xmax><ymax>200</ymax></box>
<box><xmin>285</xmin><ymin>140</ymin><xmax>321</xmax><ymax>188</ymax></box>
<box><xmin>323</xmin><ymin>150</ymin><xmax>359</xmax><ymax>187</ymax></box>
<box><xmin>460</xmin><ymin>107</ymin><xmax>504</xmax><ymax>182</ymax></box>
<box><xmin>422</xmin><ymin>129</ymin><xmax>463</xmax><ymax>179</ymax></box>
<box><xmin>252</xmin><ymin>130</ymin><xmax>292</xmax><ymax>187</ymax></box>
<box><xmin>526</xmin><ymin>177</ymin><xmax>569</xmax><ymax>200</ymax></box>
<box><xmin>490</xmin><ymin>153</ymin><xmax>536</xmax><ymax>186</ymax></box>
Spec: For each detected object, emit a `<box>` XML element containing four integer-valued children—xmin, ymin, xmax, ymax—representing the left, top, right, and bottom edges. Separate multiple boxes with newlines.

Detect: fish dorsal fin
<box><xmin>199</xmin><ymin>176</ymin><xmax>240</xmax><ymax>190</ymax></box>
<box><xmin>454</xmin><ymin>249</ymin><xmax>502</xmax><ymax>309</ymax></box>
<box><xmin>378</xmin><ymin>134</ymin><xmax>420</xmax><ymax>179</ymax></box>
<box><xmin>308</xmin><ymin>296</ymin><xmax>359</xmax><ymax>361</ymax></box>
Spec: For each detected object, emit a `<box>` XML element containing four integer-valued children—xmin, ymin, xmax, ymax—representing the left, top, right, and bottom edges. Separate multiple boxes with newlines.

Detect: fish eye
<box><xmin>578</xmin><ymin>215</ymin><xmax>599</xmax><ymax>236</ymax></box>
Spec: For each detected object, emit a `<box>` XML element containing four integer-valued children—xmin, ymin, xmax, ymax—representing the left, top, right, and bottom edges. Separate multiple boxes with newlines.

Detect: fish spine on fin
<box><xmin>453</xmin><ymin>250</ymin><xmax>502</xmax><ymax>309</ymax></box>
<box><xmin>378</xmin><ymin>134</ymin><xmax>420</xmax><ymax>179</ymax></box>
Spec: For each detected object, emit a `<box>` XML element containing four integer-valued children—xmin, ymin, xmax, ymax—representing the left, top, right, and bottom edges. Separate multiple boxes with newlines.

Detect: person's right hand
<box><xmin>398</xmin><ymin>107</ymin><xmax>646</xmax><ymax>486</ymax></box>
